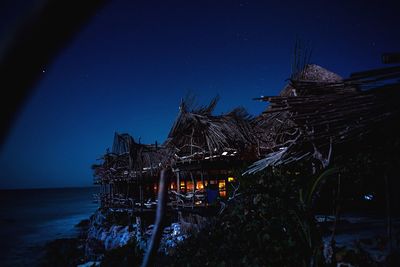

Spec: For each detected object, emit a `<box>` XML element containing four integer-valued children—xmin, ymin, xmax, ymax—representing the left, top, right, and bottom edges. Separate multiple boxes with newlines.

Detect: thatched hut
<box><xmin>93</xmin><ymin>132</ymin><xmax>167</xmax><ymax>209</ymax></box>
<box><xmin>163</xmin><ymin>96</ymin><xmax>257</xmax><ymax>205</ymax></box>
<box><xmin>92</xmin><ymin>62</ymin><xmax>400</xmax><ymax>212</ymax></box>
<box><xmin>92</xmin><ymin>96</ymin><xmax>260</xmax><ymax>210</ymax></box>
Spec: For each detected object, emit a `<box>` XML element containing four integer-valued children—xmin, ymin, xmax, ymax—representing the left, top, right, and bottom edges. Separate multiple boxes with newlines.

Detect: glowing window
<box><xmin>218</xmin><ymin>180</ymin><xmax>226</xmax><ymax>198</ymax></box>
<box><xmin>218</xmin><ymin>180</ymin><xmax>226</xmax><ymax>190</ymax></box>
<box><xmin>170</xmin><ymin>182</ymin><xmax>176</xmax><ymax>190</ymax></box>
<box><xmin>179</xmin><ymin>181</ymin><xmax>185</xmax><ymax>191</ymax></box>
<box><xmin>187</xmin><ymin>181</ymin><xmax>194</xmax><ymax>191</ymax></box>
<box><xmin>228</xmin><ymin>177</ymin><xmax>235</xmax><ymax>182</ymax></box>
<box><xmin>196</xmin><ymin>181</ymin><xmax>204</xmax><ymax>190</ymax></box>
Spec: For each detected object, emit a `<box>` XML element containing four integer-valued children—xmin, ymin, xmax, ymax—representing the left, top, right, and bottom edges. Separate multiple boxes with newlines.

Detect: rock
<box><xmin>77</xmin><ymin>261</ymin><xmax>101</xmax><ymax>267</ymax></box>
<box><xmin>171</xmin><ymin>223</ymin><xmax>181</xmax><ymax>236</ymax></box>
<box><xmin>103</xmin><ymin>225</ymin><xmax>135</xmax><ymax>250</ymax></box>
<box><xmin>145</xmin><ymin>229</ymin><xmax>153</xmax><ymax>236</ymax></box>
<box><xmin>40</xmin><ymin>238</ymin><xmax>85</xmax><ymax>266</ymax></box>
<box><xmin>85</xmin><ymin>209</ymin><xmax>145</xmax><ymax>260</ymax></box>
<box><xmin>76</xmin><ymin>219</ymin><xmax>90</xmax><ymax>228</ymax></box>
<box><xmin>84</xmin><ymin>209</ymin><xmax>206</xmax><ymax>260</ymax></box>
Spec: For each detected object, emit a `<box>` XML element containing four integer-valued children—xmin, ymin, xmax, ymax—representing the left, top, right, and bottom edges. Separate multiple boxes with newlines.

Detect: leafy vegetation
<box><xmin>101</xmin><ymin>240</ymin><xmax>143</xmax><ymax>267</ymax></box>
<box><xmin>163</xmin><ymin>170</ymin><xmax>325</xmax><ymax>267</ymax></box>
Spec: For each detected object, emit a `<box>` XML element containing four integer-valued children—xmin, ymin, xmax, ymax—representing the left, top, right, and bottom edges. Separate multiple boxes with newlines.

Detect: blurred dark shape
<box><xmin>0</xmin><ymin>0</ymin><xmax>106</xmax><ymax>148</ymax></box>
<box><xmin>206</xmin><ymin>188</ymin><xmax>219</xmax><ymax>204</ymax></box>
<box><xmin>141</xmin><ymin>168</ymin><xmax>171</xmax><ymax>267</ymax></box>
<box><xmin>382</xmin><ymin>53</ymin><xmax>400</xmax><ymax>64</ymax></box>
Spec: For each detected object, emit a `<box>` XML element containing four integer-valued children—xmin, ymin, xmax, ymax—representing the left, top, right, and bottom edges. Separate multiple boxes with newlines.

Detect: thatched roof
<box><xmin>111</xmin><ymin>133</ymin><xmax>134</xmax><ymax>155</ymax></box>
<box><xmin>246</xmin><ymin>64</ymin><xmax>400</xmax><ymax>174</ymax></box>
<box><xmin>93</xmin><ymin>96</ymin><xmax>260</xmax><ymax>182</ymax></box>
<box><xmin>92</xmin><ymin>62</ymin><xmax>400</xmax><ymax>179</ymax></box>
<box><xmin>280</xmin><ymin>64</ymin><xmax>344</xmax><ymax>97</ymax></box>
<box><xmin>164</xmin><ymin>96</ymin><xmax>257</xmax><ymax>163</ymax></box>
<box><xmin>93</xmin><ymin>132</ymin><xmax>168</xmax><ymax>182</ymax></box>
<box><xmin>252</xmin><ymin>64</ymin><xmax>345</xmax><ymax>154</ymax></box>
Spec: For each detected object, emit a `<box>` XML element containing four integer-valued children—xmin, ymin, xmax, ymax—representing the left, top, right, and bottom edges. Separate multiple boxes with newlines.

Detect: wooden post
<box><xmin>225</xmin><ymin>176</ymin><xmax>228</xmax><ymax>198</ymax></box>
<box><xmin>191</xmin><ymin>172</ymin><xmax>195</xmax><ymax>191</ymax></box>
<box><xmin>140</xmin><ymin>176</ymin><xmax>144</xmax><ymax>213</ymax></box>
<box><xmin>127</xmin><ymin>182</ymin><xmax>130</xmax><ymax>199</ymax></box>
<box><xmin>201</xmin><ymin>171</ymin><xmax>205</xmax><ymax>206</ymax></box>
<box><xmin>177</xmin><ymin>171</ymin><xmax>180</xmax><ymax>193</ymax></box>
<box><xmin>190</xmin><ymin>172</ymin><xmax>195</xmax><ymax>208</ymax></box>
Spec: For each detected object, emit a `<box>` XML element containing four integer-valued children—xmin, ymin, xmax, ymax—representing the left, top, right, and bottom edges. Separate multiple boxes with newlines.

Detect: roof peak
<box><xmin>294</xmin><ymin>64</ymin><xmax>342</xmax><ymax>82</ymax></box>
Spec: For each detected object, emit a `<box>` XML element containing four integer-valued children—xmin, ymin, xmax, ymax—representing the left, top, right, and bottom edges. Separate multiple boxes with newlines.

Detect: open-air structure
<box><xmin>92</xmin><ymin>63</ymin><xmax>400</xmax><ymax>213</ymax></box>
<box><xmin>164</xmin><ymin>97</ymin><xmax>257</xmax><ymax>207</ymax></box>
<box><xmin>92</xmin><ymin>133</ymin><xmax>167</xmax><ymax>210</ymax></box>
<box><xmin>92</xmin><ymin>98</ymin><xmax>258</xmax><ymax>210</ymax></box>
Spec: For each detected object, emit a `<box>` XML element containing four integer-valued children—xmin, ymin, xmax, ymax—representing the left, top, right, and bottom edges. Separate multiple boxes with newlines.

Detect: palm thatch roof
<box><xmin>246</xmin><ymin>64</ymin><xmax>400</xmax><ymax>174</ymax></box>
<box><xmin>252</xmin><ymin>65</ymin><xmax>354</xmax><ymax>153</ymax></box>
<box><xmin>280</xmin><ymin>64</ymin><xmax>345</xmax><ymax>97</ymax></box>
<box><xmin>163</xmin><ymin>96</ymin><xmax>257</xmax><ymax>163</ymax></box>
<box><xmin>93</xmin><ymin>132</ymin><xmax>168</xmax><ymax>183</ymax></box>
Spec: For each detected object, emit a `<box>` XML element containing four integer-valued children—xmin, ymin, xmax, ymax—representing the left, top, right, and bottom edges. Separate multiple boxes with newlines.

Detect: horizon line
<box><xmin>0</xmin><ymin>184</ymin><xmax>97</xmax><ymax>191</ymax></box>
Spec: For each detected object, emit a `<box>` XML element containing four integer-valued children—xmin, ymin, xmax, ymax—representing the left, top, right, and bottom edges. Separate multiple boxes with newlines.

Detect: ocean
<box><xmin>0</xmin><ymin>187</ymin><xmax>98</xmax><ymax>267</ymax></box>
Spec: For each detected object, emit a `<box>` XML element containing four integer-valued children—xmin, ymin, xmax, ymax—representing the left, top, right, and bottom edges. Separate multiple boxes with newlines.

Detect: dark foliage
<box><xmin>100</xmin><ymin>241</ymin><xmax>143</xmax><ymax>267</ymax></box>
<box><xmin>40</xmin><ymin>238</ymin><xmax>85</xmax><ymax>267</ymax></box>
<box><xmin>164</xmin><ymin>171</ymin><xmax>323</xmax><ymax>267</ymax></box>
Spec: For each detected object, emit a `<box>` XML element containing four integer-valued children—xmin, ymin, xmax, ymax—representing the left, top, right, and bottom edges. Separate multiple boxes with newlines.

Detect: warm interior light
<box><xmin>218</xmin><ymin>180</ymin><xmax>226</xmax><ymax>190</ymax></box>
<box><xmin>196</xmin><ymin>181</ymin><xmax>204</xmax><ymax>190</ymax></box>
<box><xmin>218</xmin><ymin>180</ymin><xmax>226</xmax><ymax>197</ymax></box>
<box><xmin>170</xmin><ymin>182</ymin><xmax>176</xmax><ymax>190</ymax></box>
<box><xmin>180</xmin><ymin>181</ymin><xmax>185</xmax><ymax>191</ymax></box>
<box><xmin>228</xmin><ymin>177</ymin><xmax>235</xmax><ymax>182</ymax></box>
<box><xmin>187</xmin><ymin>181</ymin><xmax>194</xmax><ymax>191</ymax></box>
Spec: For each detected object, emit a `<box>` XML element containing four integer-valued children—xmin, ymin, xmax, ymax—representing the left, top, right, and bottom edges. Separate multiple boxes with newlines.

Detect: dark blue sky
<box><xmin>0</xmin><ymin>0</ymin><xmax>399</xmax><ymax>189</ymax></box>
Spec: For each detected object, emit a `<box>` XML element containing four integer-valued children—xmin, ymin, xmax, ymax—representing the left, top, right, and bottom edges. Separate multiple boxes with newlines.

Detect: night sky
<box><xmin>0</xmin><ymin>0</ymin><xmax>399</xmax><ymax>189</ymax></box>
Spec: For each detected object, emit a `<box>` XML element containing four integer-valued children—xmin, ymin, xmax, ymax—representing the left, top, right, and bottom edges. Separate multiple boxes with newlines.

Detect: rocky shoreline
<box><xmin>40</xmin><ymin>208</ymin><xmax>208</xmax><ymax>266</ymax></box>
<box><xmin>39</xmin><ymin>206</ymin><xmax>400</xmax><ymax>267</ymax></box>
<box><xmin>40</xmin><ymin>219</ymin><xmax>90</xmax><ymax>266</ymax></box>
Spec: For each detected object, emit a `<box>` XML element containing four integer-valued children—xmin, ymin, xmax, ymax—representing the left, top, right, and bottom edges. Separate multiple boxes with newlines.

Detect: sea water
<box><xmin>0</xmin><ymin>187</ymin><xmax>98</xmax><ymax>266</ymax></box>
